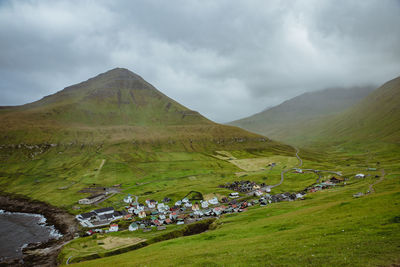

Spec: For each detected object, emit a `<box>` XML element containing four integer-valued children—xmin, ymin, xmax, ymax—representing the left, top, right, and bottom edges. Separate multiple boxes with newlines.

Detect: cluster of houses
<box><xmin>76</xmin><ymin>175</ymin><xmax>351</xmax><ymax>235</ymax></box>
<box><xmin>305</xmin><ymin>176</ymin><xmax>344</xmax><ymax>193</ymax></box>
<box><xmin>264</xmin><ymin>192</ymin><xmax>306</xmax><ymax>203</ymax></box>
<box><xmin>77</xmin><ymin>187</ymin><xmax>310</xmax><ymax>235</ymax></box>
<box><xmin>219</xmin><ymin>180</ymin><xmax>269</xmax><ymax>193</ymax></box>
<box><xmin>123</xmin><ymin>195</ymin><xmax>298</xmax><ymax>233</ymax></box>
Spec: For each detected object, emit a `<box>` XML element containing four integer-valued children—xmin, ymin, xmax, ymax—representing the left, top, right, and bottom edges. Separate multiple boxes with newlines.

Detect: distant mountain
<box><xmin>0</xmin><ymin>68</ymin><xmax>289</xmax><ymax>152</ymax></box>
<box><xmin>229</xmin><ymin>85</ymin><xmax>375</xmax><ymax>144</ymax></box>
<box><xmin>314</xmin><ymin>76</ymin><xmax>400</xmax><ymax>144</ymax></box>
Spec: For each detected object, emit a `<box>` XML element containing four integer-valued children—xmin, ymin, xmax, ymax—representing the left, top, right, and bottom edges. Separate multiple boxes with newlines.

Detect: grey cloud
<box><xmin>0</xmin><ymin>0</ymin><xmax>399</xmax><ymax>122</ymax></box>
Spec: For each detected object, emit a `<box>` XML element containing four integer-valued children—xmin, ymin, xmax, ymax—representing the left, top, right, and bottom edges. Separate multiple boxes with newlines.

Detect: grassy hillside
<box><xmin>316</xmin><ymin>76</ymin><xmax>400</xmax><ymax>143</ymax></box>
<box><xmin>230</xmin><ymin>76</ymin><xmax>400</xmax><ymax>159</ymax></box>
<box><xmin>0</xmin><ymin>68</ymin><xmax>271</xmax><ymax>145</ymax></box>
<box><xmin>229</xmin><ymin>86</ymin><xmax>374</xmax><ymax>142</ymax></box>
<box><xmin>67</xmin><ymin>159</ymin><xmax>400</xmax><ymax>267</ymax></box>
<box><xmin>0</xmin><ymin>143</ymin><xmax>298</xmax><ymax>209</ymax></box>
<box><xmin>0</xmin><ymin>68</ymin><xmax>211</xmax><ymax>127</ymax></box>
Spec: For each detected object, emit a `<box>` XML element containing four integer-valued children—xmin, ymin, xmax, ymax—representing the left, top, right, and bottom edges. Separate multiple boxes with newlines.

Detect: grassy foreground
<box><xmin>68</xmin><ymin>170</ymin><xmax>400</xmax><ymax>267</ymax></box>
<box><xmin>1</xmin><ymin>138</ymin><xmax>399</xmax><ymax>266</ymax></box>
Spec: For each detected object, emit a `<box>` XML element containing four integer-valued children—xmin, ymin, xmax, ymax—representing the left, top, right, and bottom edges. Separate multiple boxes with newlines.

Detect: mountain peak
<box><xmin>91</xmin><ymin>67</ymin><xmax>143</xmax><ymax>82</ymax></box>
<box><xmin>3</xmin><ymin>67</ymin><xmax>215</xmax><ymax>128</ymax></box>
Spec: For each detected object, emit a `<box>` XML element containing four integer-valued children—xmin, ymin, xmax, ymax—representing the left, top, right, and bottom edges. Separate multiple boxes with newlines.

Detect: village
<box><xmin>75</xmin><ymin>169</ymin><xmax>357</xmax><ymax>236</ymax></box>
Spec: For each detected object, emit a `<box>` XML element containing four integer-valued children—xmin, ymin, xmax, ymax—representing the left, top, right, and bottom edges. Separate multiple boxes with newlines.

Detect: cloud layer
<box><xmin>0</xmin><ymin>0</ymin><xmax>399</xmax><ymax>122</ymax></box>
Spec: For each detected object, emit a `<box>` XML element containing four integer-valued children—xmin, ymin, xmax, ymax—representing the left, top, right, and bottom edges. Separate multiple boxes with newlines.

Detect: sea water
<box><xmin>0</xmin><ymin>210</ymin><xmax>62</xmax><ymax>261</ymax></box>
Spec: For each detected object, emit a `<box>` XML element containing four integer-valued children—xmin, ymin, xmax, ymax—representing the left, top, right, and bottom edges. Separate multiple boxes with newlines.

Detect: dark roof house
<box><xmin>94</xmin><ymin>207</ymin><xmax>114</xmax><ymax>215</ymax></box>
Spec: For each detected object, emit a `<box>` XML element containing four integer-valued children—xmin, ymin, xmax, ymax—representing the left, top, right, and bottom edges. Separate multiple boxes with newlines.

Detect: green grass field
<box><xmin>1</xmin><ymin>139</ymin><xmax>398</xmax><ymax>266</ymax></box>
<box><xmin>66</xmin><ymin>166</ymin><xmax>400</xmax><ymax>267</ymax></box>
<box><xmin>0</xmin><ymin>143</ymin><xmax>298</xmax><ymax>213</ymax></box>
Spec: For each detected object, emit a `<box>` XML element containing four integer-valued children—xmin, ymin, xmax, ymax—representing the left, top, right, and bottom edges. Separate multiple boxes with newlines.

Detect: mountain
<box><xmin>0</xmin><ymin>68</ymin><xmax>288</xmax><ymax>152</ymax></box>
<box><xmin>2</xmin><ymin>68</ymin><xmax>211</xmax><ymax>126</ymax></box>
<box><xmin>230</xmin><ymin>76</ymin><xmax>400</xmax><ymax>150</ymax></box>
<box><xmin>228</xmin><ymin>85</ymin><xmax>375</xmax><ymax>144</ymax></box>
<box><xmin>313</xmin><ymin>76</ymin><xmax>400</xmax><ymax>144</ymax></box>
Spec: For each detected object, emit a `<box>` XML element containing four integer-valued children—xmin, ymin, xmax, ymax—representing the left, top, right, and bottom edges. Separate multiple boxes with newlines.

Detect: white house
<box><xmin>129</xmin><ymin>223</ymin><xmax>139</xmax><ymax>231</ymax></box>
<box><xmin>147</xmin><ymin>200</ymin><xmax>158</xmax><ymax>209</ymax></box>
<box><xmin>208</xmin><ymin>197</ymin><xmax>219</xmax><ymax>205</ymax></box>
<box><xmin>194</xmin><ymin>210</ymin><xmax>203</xmax><ymax>217</ymax></box>
<box><xmin>212</xmin><ymin>207</ymin><xmax>222</xmax><ymax>216</ymax></box>
<box><xmin>254</xmin><ymin>190</ymin><xmax>263</xmax><ymax>197</ymax></box>
<box><xmin>182</xmin><ymin>197</ymin><xmax>189</xmax><ymax>203</ymax></box>
<box><xmin>157</xmin><ymin>203</ymin><xmax>169</xmax><ymax>212</ymax></box>
<box><xmin>75</xmin><ymin>212</ymin><xmax>96</xmax><ymax>227</ymax></box>
<box><xmin>355</xmin><ymin>173</ymin><xmax>366</xmax><ymax>178</ymax></box>
<box><xmin>175</xmin><ymin>200</ymin><xmax>182</xmax><ymax>206</ymax></box>
<box><xmin>123</xmin><ymin>195</ymin><xmax>133</xmax><ymax>203</ymax></box>
<box><xmin>109</xmin><ymin>224</ymin><xmax>119</xmax><ymax>232</ymax></box>
<box><xmin>201</xmin><ymin>200</ymin><xmax>209</xmax><ymax>208</ymax></box>
<box><xmin>229</xmin><ymin>192</ymin><xmax>239</xmax><ymax>198</ymax></box>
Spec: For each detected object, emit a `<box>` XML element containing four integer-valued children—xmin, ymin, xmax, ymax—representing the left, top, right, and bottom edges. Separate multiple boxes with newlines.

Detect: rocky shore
<box><xmin>0</xmin><ymin>192</ymin><xmax>79</xmax><ymax>266</ymax></box>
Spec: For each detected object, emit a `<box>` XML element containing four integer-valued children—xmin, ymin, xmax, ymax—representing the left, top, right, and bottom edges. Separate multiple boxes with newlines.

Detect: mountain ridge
<box><xmin>228</xmin><ymin>85</ymin><xmax>376</xmax><ymax>143</ymax></box>
<box><xmin>0</xmin><ymin>68</ymin><xmax>211</xmax><ymax>127</ymax></box>
<box><xmin>0</xmin><ymin>68</ymin><xmax>291</xmax><ymax>153</ymax></box>
<box><xmin>230</xmin><ymin>75</ymin><xmax>400</xmax><ymax>151</ymax></box>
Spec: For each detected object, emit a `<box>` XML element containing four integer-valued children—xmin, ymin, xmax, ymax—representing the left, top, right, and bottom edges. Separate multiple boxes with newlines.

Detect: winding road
<box><xmin>270</xmin><ymin>147</ymin><xmax>302</xmax><ymax>188</ymax></box>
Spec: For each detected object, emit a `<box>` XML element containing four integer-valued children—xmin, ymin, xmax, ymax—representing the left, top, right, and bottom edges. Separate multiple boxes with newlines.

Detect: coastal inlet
<box><xmin>0</xmin><ymin>210</ymin><xmax>62</xmax><ymax>261</ymax></box>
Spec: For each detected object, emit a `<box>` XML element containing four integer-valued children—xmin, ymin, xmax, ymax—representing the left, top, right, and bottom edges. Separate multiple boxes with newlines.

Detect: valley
<box><xmin>0</xmin><ymin>69</ymin><xmax>399</xmax><ymax>266</ymax></box>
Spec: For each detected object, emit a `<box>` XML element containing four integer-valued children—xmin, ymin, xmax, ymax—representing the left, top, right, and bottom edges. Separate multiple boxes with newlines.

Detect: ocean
<box><xmin>0</xmin><ymin>210</ymin><xmax>62</xmax><ymax>261</ymax></box>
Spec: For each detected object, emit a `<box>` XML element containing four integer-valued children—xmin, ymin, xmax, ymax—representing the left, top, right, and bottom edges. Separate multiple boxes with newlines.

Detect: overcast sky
<box><xmin>0</xmin><ymin>0</ymin><xmax>399</xmax><ymax>122</ymax></box>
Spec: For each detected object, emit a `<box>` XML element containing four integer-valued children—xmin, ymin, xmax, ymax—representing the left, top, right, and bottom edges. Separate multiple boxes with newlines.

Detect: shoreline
<box><xmin>0</xmin><ymin>192</ymin><xmax>79</xmax><ymax>266</ymax></box>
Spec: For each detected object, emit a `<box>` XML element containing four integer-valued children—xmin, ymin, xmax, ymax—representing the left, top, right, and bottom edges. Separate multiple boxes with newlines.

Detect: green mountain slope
<box><xmin>316</xmin><ymin>76</ymin><xmax>400</xmax><ymax>143</ymax></box>
<box><xmin>277</xmin><ymin>76</ymin><xmax>400</xmax><ymax>150</ymax></box>
<box><xmin>228</xmin><ymin>86</ymin><xmax>375</xmax><ymax>143</ymax></box>
<box><xmin>0</xmin><ymin>68</ymin><xmax>278</xmax><ymax>148</ymax></box>
<box><xmin>9</xmin><ymin>68</ymin><xmax>211</xmax><ymax>126</ymax></box>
